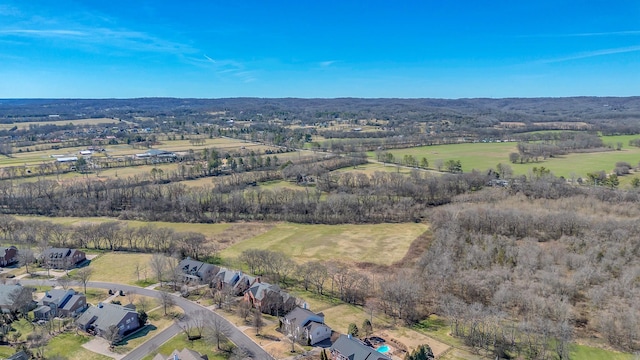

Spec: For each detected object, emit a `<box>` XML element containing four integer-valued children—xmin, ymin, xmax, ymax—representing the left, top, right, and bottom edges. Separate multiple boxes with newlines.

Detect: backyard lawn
<box><xmin>45</xmin><ymin>332</ymin><xmax>112</xmax><ymax>360</ymax></box>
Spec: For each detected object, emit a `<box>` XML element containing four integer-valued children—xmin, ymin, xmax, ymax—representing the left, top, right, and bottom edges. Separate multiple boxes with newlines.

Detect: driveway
<box><xmin>83</xmin><ymin>336</ymin><xmax>125</xmax><ymax>360</ymax></box>
<box><xmin>19</xmin><ymin>279</ymin><xmax>273</xmax><ymax>360</ymax></box>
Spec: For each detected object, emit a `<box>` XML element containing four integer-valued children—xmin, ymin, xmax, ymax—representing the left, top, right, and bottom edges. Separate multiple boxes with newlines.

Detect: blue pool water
<box><xmin>377</xmin><ymin>345</ymin><xmax>390</xmax><ymax>353</ymax></box>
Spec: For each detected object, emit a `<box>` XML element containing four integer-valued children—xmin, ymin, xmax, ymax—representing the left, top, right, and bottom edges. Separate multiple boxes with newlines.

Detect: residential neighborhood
<box><xmin>0</xmin><ymin>239</ymin><xmax>448</xmax><ymax>360</ymax></box>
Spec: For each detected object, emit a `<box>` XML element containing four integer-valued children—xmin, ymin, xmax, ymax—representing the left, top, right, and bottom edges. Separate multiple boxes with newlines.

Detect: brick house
<box><xmin>42</xmin><ymin>248</ymin><xmax>86</xmax><ymax>269</ymax></box>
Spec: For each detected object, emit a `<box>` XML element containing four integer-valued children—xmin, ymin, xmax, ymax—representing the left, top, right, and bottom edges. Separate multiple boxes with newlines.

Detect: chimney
<box><xmin>173</xmin><ymin>354</ymin><xmax>179</xmax><ymax>360</ymax></box>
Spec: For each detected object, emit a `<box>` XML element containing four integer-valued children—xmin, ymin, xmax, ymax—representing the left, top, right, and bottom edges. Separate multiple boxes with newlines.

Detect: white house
<box><xmin>281</xmin><ymin>306</ymin><xmax>332</xmax><ymax>345</ymax></box>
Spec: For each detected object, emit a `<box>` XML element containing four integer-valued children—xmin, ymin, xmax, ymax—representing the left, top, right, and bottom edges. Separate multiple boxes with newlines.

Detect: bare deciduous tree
<box><xmin>205</xmin><ymin>314</ymin><xmax>229</xmax><ymax>350</ymax></box>
<box><xmin>149</xmin><ymin>253</ymin><xmax>167</xmax><ymax>285</ymax></box>
<box><xmin>158</xmin><ymin>290</ymin><xmax>175</xmax><ymax>316</ymax></box>
<box><xmin>18</xmin><ymin>249</ymin><xmax>35</xmax><ymax>275</ymax></box>
<box><xmin>75</xmin><ymin>267</ymin><xmax>93</xmax><ymax>294</ymax></box>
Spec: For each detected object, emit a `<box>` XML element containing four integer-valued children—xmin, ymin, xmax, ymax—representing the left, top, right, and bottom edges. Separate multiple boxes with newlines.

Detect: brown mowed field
<box><xmin>220</xmin><ymin>222</ymin><xmax>429</xmax><ymax>265</ymax></box>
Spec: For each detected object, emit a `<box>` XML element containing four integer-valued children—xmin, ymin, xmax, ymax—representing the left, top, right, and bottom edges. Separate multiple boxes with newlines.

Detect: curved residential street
<box><xmin>18</xmin><ymin>279</ymin><xmax>273</xmax><ymax>360</ymax></box>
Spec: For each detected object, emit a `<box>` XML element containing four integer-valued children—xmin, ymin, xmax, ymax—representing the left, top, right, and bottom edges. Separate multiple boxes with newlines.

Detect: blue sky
<box><xmin>0</xmin><ymin>1</ymin><xmax>639</xmax><ymax>98</ymax></box>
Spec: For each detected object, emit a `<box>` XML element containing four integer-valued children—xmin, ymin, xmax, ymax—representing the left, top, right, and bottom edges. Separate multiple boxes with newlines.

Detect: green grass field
<box><xmin>220</xmin><ymin>222</ymin><xmax>428</xmax><ymax>265</ymax></box>
<box><xmin>86</xmin><ymin>252</ymin><xmax>154</xmax><ymax>285</ymax></box>
<box><xmin>45</xmin><ymin>332</ymin><xmax>112</xmax><ymax>360</ymax></box>
<box><xmin>369</xmin><ymin>135</ymin><xmax>640</xmax><ymax>181</ymax></box>
<box><xmin>570</xmin><ymin>344</ymin><xmax>635</xmax><ymax>360</ymax></box>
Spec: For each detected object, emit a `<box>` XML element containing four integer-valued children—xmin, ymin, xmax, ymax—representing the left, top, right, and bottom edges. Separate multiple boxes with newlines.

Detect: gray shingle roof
<box><xmin>76</xmin><ymin>302</ymin><xmax>137</xmax><ymax>333</ymax></box>
<box><xmin>62</xmin><ymin>295</ymin><xmax>85</xmax><ymax>311</ymax></box>
<box><xmin>43</xmin><ymin>248</ymin><xmax>73</xmax><ymax>259</ymax></box>
<box><xmin>0</xmin><ymin>285</ymin><xmax>28</xmax><ymax>307</ymax></box>
<box><xmin>179</xmin><ymin>258</ymin><xmax>218</xmax><ymax>280</ymax></box>
<box><xmin>331</xmin><ymin>335</ymin><xmax>392</xmax><ymax>360</ymax></box>
<box><xmin>283</xmin><ymin>307</ymin><xmax>324</xmax><ymax>328</ymax></box>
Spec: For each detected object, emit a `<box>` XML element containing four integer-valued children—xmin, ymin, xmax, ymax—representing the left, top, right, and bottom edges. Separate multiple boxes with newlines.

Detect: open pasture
<box><xmin>372</xmin><ymin>135</ymin><xmax>640</xmax><ymax>180</ymax></box>
<box><xmin>220</xmin><ymin>222</ymin><xmax>428</xmax><ymax>265</ymax></box>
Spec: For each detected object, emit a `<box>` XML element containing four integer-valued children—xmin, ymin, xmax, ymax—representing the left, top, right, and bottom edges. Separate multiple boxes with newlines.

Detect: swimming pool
<box><xmin>376</xmin><ymin>345</ymin><xmax>390</xmax><ymax>353</ymax></box>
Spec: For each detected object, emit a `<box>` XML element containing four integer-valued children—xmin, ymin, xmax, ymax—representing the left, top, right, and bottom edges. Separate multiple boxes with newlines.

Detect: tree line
<box><xmin>0</xmin><ymin>164</ymin><xmax>490</xmax><ymax>224</ymax></box>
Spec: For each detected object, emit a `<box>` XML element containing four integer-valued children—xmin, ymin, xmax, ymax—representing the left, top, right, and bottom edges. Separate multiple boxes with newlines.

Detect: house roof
<box><xmin>41</xmin><ymin>289</ymin><xmax>73</xmax><ymax>306</ymax></box>
<box><xmin>0</xmin><ymin>246</ymin><xmax>16</xmax><ymax>253</ymax></box>
<box><xmin>233</xmin><ymin>274</ymin><xmax>256</xmax><ymax>289</ymax></box>
<box><xmin>331</xmin><ymin>335</ymin><xmax>392</xmax><ymax>360</ymax></box>
<box><xmin>34</xmin><ymin>305</ymin><xmax>52</xmax><ymax>314</ymax></box>
<box><xmin>7</xmin><ymin>351</ymin><xmax>29</xmax><ymax>360</ymax></box>
<box><xmin>0</xmin><ymin>285</ymin><xmax>29</xmax><ymax>307</ymax></box>
<box><xmin>216</xmin><ymin>268</ymin><xmax>241</xmax><ymax>286</ymax></box>
<box><xmin>179</xmin><ymin>258</ymin><xmax>218</xmax><ymax>278</ymax></box>
<box><xmin>247</xmin><ymin>282</ymin><xmax>272</xmax><ymax>300</ymax></box>
<box><xmin>43</xmin><ymin>248</ymin><xmax>73</xmax><ymax>259</ymax></box>
<box><xmin>77</xmin><ymin>302</ymin><xmax>137</xmax><ymax>333</ymax></box>
<box><xmin>62</xmin><ymin>294</ymin><xmax>85</xmax><ymax>311</ymax></box>
<box><xmin>152</xmin><ymin>348</ymin><xmax>208</xmax><ymax>360</ymax></box>
<box><xmin>283</xmin><ymin>306</ymin><xmax>324</xmax><ymax>328</ymax></box>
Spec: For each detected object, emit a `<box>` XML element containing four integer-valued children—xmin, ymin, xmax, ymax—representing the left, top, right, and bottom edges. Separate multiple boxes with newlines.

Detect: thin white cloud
<box><xmin>520</xmin><ymin>30</ymin><xmax>640</xmax><ymax>38</ymax></box>
<box><xmin>319</xmin><ymin>60</ymin><xmax>337</xmax><ymax>67</ymax></box>
<box><xmin>0</xmin><ymin>29</ymin><xmax>87</xmax><ymax>37</ymax></box>
<box><xmin>0</xmin><ymin>27</ymin><xmax>195</xmax><ymax>55</ymax></box>
<box><xmin>539</xmin><ymin>45</ymin><xmax>640</xmax><ymax>64</ymax></box>
<box><xmin>195</xmin><ymin>55</ymin><xmax>257</xmax><ymax>83</ymax></box>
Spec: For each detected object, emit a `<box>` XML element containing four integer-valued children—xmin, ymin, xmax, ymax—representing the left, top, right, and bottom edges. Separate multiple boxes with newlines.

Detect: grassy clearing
<box><xmin>87</xmin><ymin>252</ymin><xmax>154</xmax><ymax>285</ymax></box>
<box><xmin>142</xmin><ymin>333</ymin><xmax>227</xmax><ymax>360</ymax></box>
<box><xmin>333</xmin><ymin>161</ymin><xmax>417</xmax><ymax>176</ymax></box>
<box><xmin>68</xmin><ymin>287</ymin><xmax>110</xmax><ymax>305</ymax></box>
<box><xmin>45</xmin><ymin>332</ymin><xmax>112</xmax><ymax>360</ymax></box>
<box><xmin>0</xmin><ymin>346</ymin><xmax>15</xmax><ymax>358</ymax></box>
<box><xmin>220</xmin><ymin>222</ymin><xmax>428</xmax><ymax>265</ymax></box>
<box><xmin>11</xmin><ymin>318</ymin><xmax>35</xmax><ymax>341</ymax></box>
<box><xmin>570</xmin><ymin>344</ymin><xmax>635</xmax><ymax>360</ymax></box>
<box><xmin>257</xmin><ymin>179</ymin><xmax>303</xmax><ymax>191</ymax></box>
<box><xmin>370</xmin><ymin>135</ymin><xmax>640</xmax><ymax>181</ymax></box>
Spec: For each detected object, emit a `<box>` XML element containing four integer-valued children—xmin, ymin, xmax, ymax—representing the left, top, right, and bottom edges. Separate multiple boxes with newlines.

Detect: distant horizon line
<box><xmin>1</xmin><ymin>95</ymin><xmax>639</xmax><ymax>101</ymax></box>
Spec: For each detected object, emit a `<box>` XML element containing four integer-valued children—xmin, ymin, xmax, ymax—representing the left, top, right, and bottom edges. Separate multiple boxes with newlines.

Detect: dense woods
<box><xmin>416</xmin><ymin>188</ymin><xmax>640</xmax><ymax>356</ymax></box>
<box><xmin>0</xmin><ymin>167</ymin><xmax>489</xmax><ymax>223</ymax></box>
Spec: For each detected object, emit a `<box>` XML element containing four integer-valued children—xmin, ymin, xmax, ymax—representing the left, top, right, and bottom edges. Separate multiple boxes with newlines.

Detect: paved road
<box><xmin>121</xmin><ymin>323</ymin><xmax>182</xmax><ymax>360</ymax></box>
<box><xmin>20</xmin><ymin>279</ymin><xmax>273</xmax><ymax>360</ymax></box>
